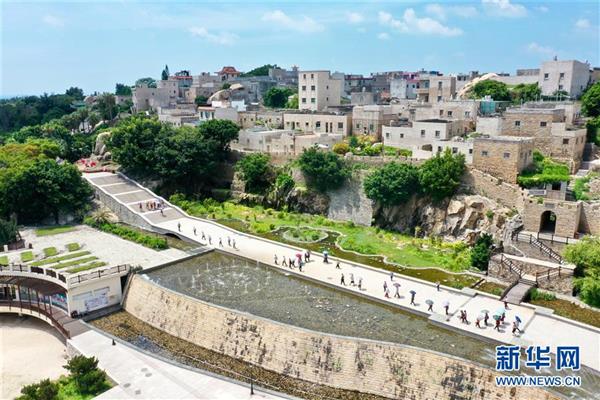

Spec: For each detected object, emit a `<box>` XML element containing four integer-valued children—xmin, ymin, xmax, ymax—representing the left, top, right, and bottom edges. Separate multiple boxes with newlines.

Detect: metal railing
<box><xmin>68</xmin><ymin>264</ymin><xmax>131</xmax><ymax>286</ymax></box>
<box><xmin>534</xmin><ymin>266</ymin><xmax>574</xmax><ymax>284</ymax></box>
<box><xmin>499</xmin><ymin>253</ymin><xmax>522</xmax><ymax>278</ymax></box>
<box><xmin>514</xmin><ymin>232</ymin><xmax>565</xmax><ymax>264</ymax></box>
<box><xmin>0</xmin><ymin>263</ymin><xmax>68</xmax><ymax>288</ymax></box>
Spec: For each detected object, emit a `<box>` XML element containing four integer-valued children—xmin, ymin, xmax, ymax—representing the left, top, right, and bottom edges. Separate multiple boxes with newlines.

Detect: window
<box><xmin>452</xmin><ymin>147</ymin><xmax>458</xmax><ymax>154</ymax></box>
<box><xmin>326</xmin><ymin>85</ymin><xmax>329</xmax><ymax>90</ymax></box>
<box><xmin>465</xmin><ymin>111</ymin><xmax>470</xmax><ymax>118</ymax></box>
<box><xmin>435</xmin><ymin>130</ymin><xmax>440</xmax><ymax>138</ymax></box>
<box><xmin>303</xmin><ymin>74</ymin><xmax>306</xmax><ymax>79</ymax></box>
<box><xmin>482</xmin><ymin>151</ymin><xmax>489</xmax><ymax>157</ymax></box>
<box><xmin>447</xmin><ymin>111</ymin><xmax>453</xmax><ymax>117</ymax></box>
<box><xmin>420</xmin><ymin>130</ymin><xmax>426</xmax><ymax>137</ymax></box>
<box><xmin>302</xmin><ymin>98</ymin><xmax>306</xmax><ymax>103</ymax></box>
<box><xmin>515</xmin><ymin>121</ymin><xmax>521</xmax><ymax>127</ymax></box>
<box><xmin>311</xmin><ymin>98</ymin><xmax>316</xmax><ymax>103</ymax></box>
<box><xmin>386</xmin><ymin>132</ymin><xmax>390</xmax><ymax>139</ymax></box>
<box><xmin>302</xmin><ymin>85</ymin><xmax>306</xmax><ymax>91</ymax></box>
<box><xmin>437</xmin><ymin>96</ymin><xmax>442</xmax><ymax>102</ymax></box>
<box><xmin>469</xmin><ymin>149</ymin><xmax>473</xmax><ymax>154</ymax></box>
<box><xmin>540</xmin><ymin>121</ymin><xmax>547</xmax><ymax>127</ymax></box>
<box><xmin>437</xmin><ymin>146</ymin><xmax>442</xmax><ymax>152</ymax></box>
<box><xmin>337</xmin><ymin>122</ymin><xmax>343</xmax><ymax>129</ymax></box>
<box><xmin>316</xmin><ymin>121</ymin><xmax>321</xmax><ymax>128</ymax></box>
<box><xmin>544</xmin><ymin>73</ymin><xmax>549</xmax><ymax>80</ymax></box>
<box><xmin>310</xmin><ymin>85</ymin><xmax>315</xmax><ymax>91</ymax></box>
<box><xmin>503</xmin><ymin>152</ymin><xmax>510</xmax><ymax>159</ymax></box>
<box><xmin>400</xmin><ymin>133</ymin><xmax>404</xmax><ymax>138</ymax></box>
<box><xmin>439</xmin><ymin>110</ymin><xmax>444</xmax><ymax>117</ymax></box>
<box><xmin>562</xmin><ymin>138</ymin><xmax>569</xmax><ymax>145</ymax></box>
<box><xmin>559</xmin><ymin>72</ymin><xmax>565</xmax><ymax>79</ymax></box>
<box><xmin>310</xmin><ymin>73</ymin><xmax>314</xmax><ymax>79</ymax></box>
<box><xmin>438</xmin><ymin>81</ymin><xmax>443</xmax><ymax>89</ymax></box>
<box><xmin>558</xmin><ymin>84</ymin><xmax>563</xmax><ymax>90</ymax></box>
<box><xmin>326</xmin><ymin>97</ymin><xmax>329</xmax><ymax>101</ymax></box>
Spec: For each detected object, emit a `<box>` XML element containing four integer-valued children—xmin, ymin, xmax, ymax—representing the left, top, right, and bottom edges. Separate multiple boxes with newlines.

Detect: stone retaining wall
<box><xmin>327</xmin><ymin>171</ymin><xmax>373</xmax><ymax>226</ymax></box>
<box><xmin>93</xmin><ymin>186</ymin><xmax>153</xmax><ymax>231</ymax></box>
<box><xmin>124</xmin><ymin>276</ymin><xmax>558</xmax><ymax>400</ymax></box>
<box><xmin>461</xmin><ymin>168</ymin><xmax>527</xmax><ymax>212</ymax></box>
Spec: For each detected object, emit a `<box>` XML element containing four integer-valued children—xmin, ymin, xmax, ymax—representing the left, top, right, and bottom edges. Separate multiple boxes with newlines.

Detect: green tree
<box><xmin>511</xmin><ymin>83</ymin><xmax>541</xmax><ymax>103</ymax></box>
<box><xmin>65</xmin><ymin>87</ymin><xmax>84</xmax><ymax>100</ymax></box>
<box><xmin>161</xmin><ymin>64</ymin><xmax>170</xmax><ymax>81</ymax></box>
<box><xmin>221</xmin><ymin>82</ymin><xmax>231</xmax><ymax>90</ymax></box>
<box><xmin>64</xmin><ymin>355</ymin><xmax>108</xmax><ymax>395</ymax></box>
<box><xmin>17</xmin><ymin>379</ymin><xmax>58</xmax><ymax>400</ymax></box>
<box><xmin>197</xmin><ymin>119</ymin><xmax>239</xmax><ymax>156</ymax></box>
<box><xmin>285</xmin><ymin>93</ymin><xmax>298</xmax><ymax>109</ymax></box>
<box><xmin>0</xmin><ymin>218</ymin><xmax>18</xmax><ymax>245</ymax></box>
<box><xmin>2</xmin><ymin>159</ymin><xmax>92</xmax><ymax>223</ymax></box>
<box><xmin>115</xmin><ymin>83</ymin><xmax>132</xmax><ymax>96</ymax></box>
<box><xmin>470</xmin><ymin>233</ymin><xmax>493</xmax><ymax>271</ymax></box>
<box><xmin>236</xmin><ymin>153</ymin><xmax>272</xmax><ymax>194</ymax></box>
<box><xmin>564</xmin><ymin>236</ymin><xmax>600</xmax><ymax>276</ymax></box>
<box><xmin>298</xmin><ymin>147</ymin><xmax>349</xmax><ymax>192</ymax></box>
<box><xmin>418</xmin><ymin>149</ymin><xmax>466</xmax><ymax>201</ymax></box>
<box><xmin>135</xmin><ymin>77</ymin><xmax>157</xmax><ymax>88</ymax></box>
<box><xmin>194</xmin><ymin>95</ymin><xmax>208</xmax><ymax>106</ymax></box>
<box><xmin>363</xmin><ymin>162</ymin><xmax>419</xmax><ymax>205</ymax></box>
<box><xmin>94</xmin><ymin>93</ymin><xmax>117</xmax><ymax>121</ymax></box>
<box><xmin>469</xmin><ymin>80</ymin><xmax>511</xmax><ymax>101</ymax></box>
<box><xmin>582</xmin><ymin>82</ymin><xmax>600</xmax><ymax>117</ymax></box>
<box><xmin>574</xmin><ymin>269</ymin><xmax>600</xmax><ymax>308</ymax></box>
<box><xmin>241</xmin><ymin>64</ymin><xmax>276</xmax><ymax>77</ymax></box>
<box><xmin>263</xmin><ymin>87</ymin><xmax>294</xmax><ymax>108</ymax></box>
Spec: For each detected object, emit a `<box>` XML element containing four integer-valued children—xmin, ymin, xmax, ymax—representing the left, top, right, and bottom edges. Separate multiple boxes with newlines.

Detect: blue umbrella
<box><xmin>515</xmin><ymin>316</ymin><xmax>522</xmax><ymax>323</ymax></box>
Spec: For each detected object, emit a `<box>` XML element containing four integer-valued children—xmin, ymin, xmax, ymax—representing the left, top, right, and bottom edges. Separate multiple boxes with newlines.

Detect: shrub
<box><xmin>18</xmin><ymin>379</ymin><xmax>59</xmax><ymax>400</ymax></box>
<box><xmin>529</xmin><ymin>288</ymin><xmax>557</xmax><ymax>301</ymax></box>
<box><xmin>236</xmin><ymin>153</ymin><xmax>273</xmax><ymax>194</ymax></box>
<box><xmin>363</xmin><ymin>162</ymin><xmax>419</xmax><ymax>205</ymax></box>
<box><xmin>64</xmin><ymin>355</ymin><xmax>107</xmax><ymax>395</ymax></box>
<box><xmin>274</xmin><ymin>173</ymin><xmax>294</xmax><ymax>194</ymax></box>
<box><xmin>84</xmin><ymin>218</ymin><xmax>168</xmax><ymax>250</ymax></box>
<box><xmin>298</xmin><ymin>147</ymin><xmax>349</xmax><ymax>192</ymax></box>
<box><xmin>517</xmin><ymin>151</ymin><xmax>570</xmax><ymax>188</ymax></box>
<box><xmin>332</xmin><ymin>142</ymin><xmax>350</xmax><ymax>155</ymax></box>
<box><xmin>470</xmin><ymin>233</ymin><xmax>493</xmax><ymax>271</ymax></box>
<box><xmin>574</xmin><ymin>273</ymin><xmax>600</xmax><ymax>308</ymax></box>
<box><xmin>0</xmin><ymin>218</ymin><xmax>19</xmax><ymax>246</ymax></box>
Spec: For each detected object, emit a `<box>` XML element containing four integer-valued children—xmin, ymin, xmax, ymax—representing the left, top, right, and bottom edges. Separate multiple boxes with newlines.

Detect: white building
<box><xmin>283</xmin><ymin>112</ymin><xmax>351</xmax><ymax>136</ymax></box>
<box><xmin>538</xmin><ymin>60</ymin><xmax>591</xmax><ymax>97</ymax></box>
<box><xmin>390</xmin><ymin>78</ymin><xmax>418</xmax><ymax>100</ymax></box>
<box><xmin>234</xmin><ymin>128</ymin><xmax>343</xmax><ymax>154</ymax></box>
<box><xmin>298</xmin><ymin>71</ymin><xmax>343</xmax><ymax>111</ymax></box>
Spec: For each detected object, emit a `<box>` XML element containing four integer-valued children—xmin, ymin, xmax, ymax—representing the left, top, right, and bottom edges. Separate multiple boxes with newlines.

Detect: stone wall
<box><xmin>579</xmin><ymin>202</ymin><xmax>600</xmax><ymax>235</ymax></box>
<box><xmin>461</xmin><ymin>167</ymin><xmax>528</xmax><ymax>212</ymax></box>
<box><xmin>92</xmin><ymin>186</ymin><xmax>153</xmax><ymax>231</ymax></box>
<box><xmin>124</xmin><ymin>276</ymin><xmax>557</xmax><ymax>400</ymax></box>
<box><xmin>523</xmin><ymin>198</ymin><xmax>582</xmax><ymax>238</ymax></box>
<box><xmin>327</xmin><ymin>171</ymin><xmax>373</xmax><ymax>226</ymax></box>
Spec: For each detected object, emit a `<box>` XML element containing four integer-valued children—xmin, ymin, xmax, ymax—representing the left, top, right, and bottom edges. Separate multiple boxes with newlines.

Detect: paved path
<box><xmin>70</xmin><ymin>330</ymin><xmax>284</xmax><ymax>399</ymax></box>
<box><xmin>85</xmin><ymin>172</ymin><xmax>600</xmax><ymax>372</ymax></box>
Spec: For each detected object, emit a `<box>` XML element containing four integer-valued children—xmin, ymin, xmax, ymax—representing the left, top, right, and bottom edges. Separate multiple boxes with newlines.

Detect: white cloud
<box><xmin>188</xmin><ymin>27</ymin><xmax>238</xmax><ymax>45</ymax></box>
<box><xmin>426</xmin><ymin>4</ymin><xmax>478</xmax><ymax>19</ymax></box>
<box><xmin>347</xmin><ymin>12</ymin><xmax>364</xmax><ymax>24</ymax></box>
<box><xmin>378</xmin><ymin>9</ymin><xmax>462</xmax><ymax>37</ymax></box>
<box><xmin>482</xmin><ymin>0</ymin><xmax>527</xmax><ymax>18</ymax></box>
<box><xmin>261</xmin><ymin>10</ymin><xmax>324</xmax><ymax>33</ymax></box>
<box><xmin>377</xmin><ymin>32</ymin><xmax>390</xmax><ymax>40</ymax></box>
<box><xmin>535</xmin><ymin>5</ymin><xmax>549</xmax><ymax>13</ymax></box>
<box><xmin>575</xmin><ymin>18</ymin><xmax>591</xmax><ymax>30</ymax></box>
<box><xmin>42</xmin><ymin>15</ymin><xmax>64</xmax><ymax>28</ymax></box>
<box><xmin>527</xmin><ymin>42</ymin><xmax>556</xmax><ymax>56</ymax></box>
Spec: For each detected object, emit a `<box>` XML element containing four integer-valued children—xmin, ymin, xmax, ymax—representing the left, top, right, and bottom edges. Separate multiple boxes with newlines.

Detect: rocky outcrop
<box><xmin>92</xmin><ymin>131</ymin><xmax>112</xmax><ymax>161</ymax></box>
<box><xmin>286</xmin><ymin>187</ymin><xmax>329</xmax><ymax>215</ymax></box>
<box><xmin>327</xmin><ymin>171</ymin><xmax>373</xmax><ymax>226</ymax></box>
<box><xmin>376</xmin><ymin>194</ymin><xmax>512</xmax><ymax>244</ymax></box>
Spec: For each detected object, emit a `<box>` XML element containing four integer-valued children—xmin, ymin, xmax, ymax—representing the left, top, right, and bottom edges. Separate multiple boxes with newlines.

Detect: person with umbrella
<box><xmin>409</xmin><ymin>290</ymin><xmax>416</xmax><ymax>306</ymax></box>
<box><xmin>384</xmin><ymin>286</ymin><xmax>391</xmax><ymax>298</ymax></box>
<box><xmin>393</xmin><ymin>282</ymin><xmax>401</xmax><ymax>298</ymax></box>
<box><xmin>482</xmin><ymin>310</ymin><xmax>490</xmax><ymax>326</ymax></box>
<box><xmin>349</xmin><ymin>273</ymin><xmax>355</xmax><ymax>286</ymax></box>
<box><xmin>425</xmin><ymin>299</ymin><xmax>433</xmax><ymax>312</ymax></box>
<box><xmin>475</xmin><ymin>314</ymin><xmax>483</xmax><ymax>328</ymax></box>
<box><xmin>493</xmin><ymin>314</ymin><xmax>502</xmax><ymax>331</ymax></box>
<box><xmin>323</xmin><ymin>250</ymin><xmax>329</xmax><ymax>263</ymax></box>
<box><xmin>514</xmin><ymin>316</ymin><xmax>523</xmax><ymax>333</ymax></box>
<box><xmin>442</xmin><ymin>300</ymin><xmax>450</xmax><ymax>315</ymax></box>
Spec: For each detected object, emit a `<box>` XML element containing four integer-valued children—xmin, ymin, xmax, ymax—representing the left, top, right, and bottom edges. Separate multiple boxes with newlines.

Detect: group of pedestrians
<box><xmin>274</xmin><ymin>250</ymin><xmax>311</xmax><ymax>272</ymax></box>
<box><xmin>340</xmin><ymin>272</ymin><xmax>363</xmax><ymax>290</ymax></box>
<box><xmin>139</xmin><ymin>199</ymin><xmax>165</xmax><ymax>213</ymax></box>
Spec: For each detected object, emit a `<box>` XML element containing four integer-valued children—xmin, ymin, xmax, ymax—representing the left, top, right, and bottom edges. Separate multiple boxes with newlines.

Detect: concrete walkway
<box><xmin>70</xmin><ymin>330</ymin><xmax>285</xmax><ymax>399</ymax></box>
<box><xmin>85</xmin><ymin>172</ymin><xmax>600</xmax><ymax>372</ymax></box>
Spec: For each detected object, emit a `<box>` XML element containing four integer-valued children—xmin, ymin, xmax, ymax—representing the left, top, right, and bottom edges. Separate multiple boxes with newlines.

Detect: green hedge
<box><xmin>517</xmin><ymin>151</ymin><xmax>570</xmax><ymax>188</ymax></box>
<box><xmin>84</xmin><ymin>218</ymin><xmax>168</xmax><ymax>250</ymax></box>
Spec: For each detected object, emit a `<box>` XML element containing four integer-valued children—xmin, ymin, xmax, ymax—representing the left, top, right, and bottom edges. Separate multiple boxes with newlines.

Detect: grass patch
<box><xmin>529</xmin><ymin>288</ymin><xmax>557</xmax><ymax>301</ymax></box>
<box><xmin>43</xmin><ymin>247</ymin><xmax>58</xmax><ymax>257</ymax></box>
<box><xmin>31</xmin><ymin>251</ymin><xmax>91</xmax><ymax>267</ymax></box>
<box><xmin>0</xmin><ymin>255</ymin><xmax>8</xmax><ymax>265</ymax></box>
<box><xmin>68</xmin><ymin>261</ymin><xmax>107</xmax><ymax>273</ymax></box>
<box><xmin>517</xmin><ymin>151</ymin><xmax>570</xmax><ymax>188</ymax></box>
<box><xmin>20</xmin><ymin>251</ymin><xmax>34</xmax><ymax>262</ymax></box>
<box><xmin>529</xmin><ymin>297</ymin><xmax>600</xmax><ymax>328</ymax></box>
<box><xmin>35</xmin><ymin>225</ymin><xmax>76</xmax><ymax>236</ymax></box>
<box><xmin>171</xmin><ymin>196</ymin><xmax>472</xmax><ymax>272</ymax></box>
<box><xmin>84</xmin><ymin>218</ymin><xmax>168</xmax><ymax>250</ymax></box>
<box><xmin>66</xmin><ymin>242</ymin><xmax>81</xmax><ymax>252</ymax></box>
<box><xmin>51</xmin><ymin>256</ymin><xmax>99</xmax><ymax>270</ymax></box>
<box><xmin>476</xmin><ymin>281</ymin><xmax>507</xmax><ymax>296</ymax></box>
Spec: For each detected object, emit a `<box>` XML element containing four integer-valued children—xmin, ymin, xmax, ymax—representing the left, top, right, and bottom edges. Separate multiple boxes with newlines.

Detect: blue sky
<box><xmin>1</xmin><ymin>0</ymin><xmax>598</xmax><ymax>96</ymax></box>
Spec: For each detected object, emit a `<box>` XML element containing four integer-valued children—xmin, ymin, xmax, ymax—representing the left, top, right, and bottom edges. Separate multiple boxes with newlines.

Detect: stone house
<box><xmin>472</xmin><ymin>136</ymin><xmax>535</xmax><ymax>184</ymax></box>
<box><xmin>538</xmin><ymin>59</ymin><xmax>591</xmax><ymax>97</ymax></box>
<box><xmin>283</xmin><ymin>112</ymin><xmax>351</xmax><ymax>136</ymax></box>
<box><xmin>233</xmin><ymin>128</ymin><xmax>342</xmax><ymax>154</ymax></box>
<box><xmin>352</xmin><ymin>105</ymin><xmax>398</xmax><ymax>139</ymax></box>
<box><xmin>238</xmin><ymin>110</ymin><xmax>284</xmax><ymax>129</ymax></box>
<box><xmin>416</xmin><ymin>75</ymin><xmax>456</xmax><ymax>103</ymax></box>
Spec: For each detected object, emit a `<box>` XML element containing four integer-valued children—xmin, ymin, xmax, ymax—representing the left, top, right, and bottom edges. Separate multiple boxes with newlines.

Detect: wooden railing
<box><xmin>514</xmin><ymin>232</ymin><xmax>565</xmax><ymax>264</ymax></box>
<box><xmin>500</xmin><ymin>253</ymin><xmax>522</xmax><ymax>278</ymax></box>
<box><xmin>534</xmin><ymin>266</ymin><xmax>574</xmax><ymax>284</ymax></box>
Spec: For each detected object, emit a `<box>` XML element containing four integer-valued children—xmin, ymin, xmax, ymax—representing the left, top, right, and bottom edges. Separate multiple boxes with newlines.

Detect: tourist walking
<box><xmin>202</xmin><ymin>231</ymin><xmax>206</xmax><ymax>240</ymax></box>
<box><xmin>358</xmin><ymin>277</ymin><xmax>363</xmax><ymax>290</ymax></box>
<box><xmin>232</xmin><ymin>238</ymin><xmax>236</xmax><ymax>249</ymax></box>
<box><xmin>475</xmin><ymin>316</ymin><xmax>482</xmax><ymax>328</ymax></box>
<box><xmin>304</xmin><ymin>251</ymin><xmax>309</xmax><ymax>263</ymax></box>
<box><xmin>335</xmin><ymin>261</ymin><xmax>341</xmax><ymax>269</ymax></box>
<box><xmin>323</xmin><ymin>251</ymin><xmax>329</xmax><ymax>263</ymax></box>
<box><xmin>299</xmin><ymin>261</ymin><xmax>303</xmax><ymax>272</ymax></box>
<box><xmin>274</xmin><ymin>254</ymin><xmax>278</xmax><ymax>265</ymax></box>
<box><xmin>443</xmin><ymin>300</ymin><xmax>450</xmax><ymax>315</ymax></box>
<box><xmin>227</xmin><ymin>236</ymin><xmax>231</xmax><ymax>247</ymax></box>
<box><xmin>139</xmin><ymin>203</ymin><xmax>143</xmax><ymax>211</ymax></box>
<box><xmin>427</xmin><ymin>301</ymin><xmax>433</xmax><ymax>312</ymax></box>
<box><xmin>282</xmin><ymin>257</ymin><xmax>287</xmax><ymax>267</ymax></box>
<box><xmin>484</xmin><ymin>312</ymin><xmax>489</xmax><ymax>326</ymax></box>
<box><xmin>463</xmin><ymin>310</ymin><xmax>469</xmax><ymax>324</ymax></box>
<box><xmin>494</xmin><ymin>318</ymin><xmax>501</xmax><ymax>331</ymax></box>
<box><xmin>160</xmin><ymin>208</ymin><xmax>164</xmax><ymax>216</ymax></box>
<box><xmin>390</xmin><ymin>272</ymin><xmax>394</xmax><ymax>281</ymax></box>
<box><xmin>514</xmin><ymin>318</ymin><xmax>522</xmax><ymax>333</ymax></box>
<box><xmin>384</xmin><ymin>287</ymin><xmax>390</xmax><ymax>298</ymax></box>
<box><xmin>177</xmin><ymin>222</ymin><xmax>181</xmax><ymax>232</ymax></box>
<box><xmin>340</xmin><ymin>273</ymin><xmax>346</xmax><ymax>286</ymax></box>
<box><xmin>410</xmin><ymin>290</ymin><xmax>416</xmax><ymax>306</ymax></box>
<box><xmin>394</xmin><ymin>284</ymin><xmax>401</xmax><ymax>299</ymax></box>
<box><xmin>307</xmin><ymin>250</ymin><xmax>311</xmax><ymax>262</ymax></box>
<box><xmin>349</xmin><ymin>273</ymin><xmax>354</xmax><ymax>286</ymax></box>
<box><xmin>219</xmin><ymin>238</ymin><xmax>223</xmax><ymax>247</ymax></box>
<box><xmin>504</xmin><ymin>301</ymin><xmax>509</xmax><ymax>310</ymax></box>
<box><xmin>193</xmin><ymin>227</ymin><xmax>197</xmax><ymax>236</ymax></box>
<box><xmin>208</xmin><ymin>235</ymin><xmax>212</xmax><ymax>245</ymax></box>
<box><xmin>383</xmin><ymin>280</ymin><xmax>388</xmax><ymax>294</ymax></box>
<box><xmin>289</xmin><ymin>258</ymin><xmax>295</xmax><ymax>268</ymax></box>
<box><xmin>512</xmin><ymin>322</ymin><xmax>518</xmax><ymax>335</ymax></box>
<box><xmin>436</xmin><ymin>281</ymin><xmax>440</xmax><ymax>291</ymax></box>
